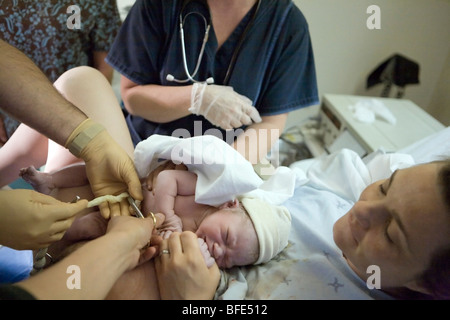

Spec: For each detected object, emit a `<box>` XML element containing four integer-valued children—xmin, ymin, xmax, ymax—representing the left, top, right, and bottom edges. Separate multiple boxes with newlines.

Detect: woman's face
<box><xmin>333</xmin><ymin>162</ymin><xmax>450</xmax><ymax>291</ymax></box>
<box><xmin>196</xmin><ymin>210</ymin><xmax>258</xmax><ymax>269</ymax></box>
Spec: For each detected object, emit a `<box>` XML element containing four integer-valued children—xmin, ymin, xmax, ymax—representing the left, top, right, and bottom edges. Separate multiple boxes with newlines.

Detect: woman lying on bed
<box><xmin>2</xmin><ymin>67</ymin><xmax>449</xmax><ymax>300</ymax></box>
<box><xmin>335</xmin><ymin>157</ymin><xmax>449</xmax><ymax>299</ymax></box>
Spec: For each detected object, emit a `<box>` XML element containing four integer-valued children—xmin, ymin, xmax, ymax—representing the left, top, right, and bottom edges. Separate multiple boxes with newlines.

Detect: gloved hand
<box><xmin>65</xmin><ymin>119</ymin><xmax>143</xmax><ymax>219</ymax></box>
<box><xmin>0</xmin><ymin>189</ymin><xmax>88</xmax><ymax>250</ymax></box>
<box><xmin>189</xmin><ymin>83</ymin><xmax>262</xmax><ymax>130</ymax></box>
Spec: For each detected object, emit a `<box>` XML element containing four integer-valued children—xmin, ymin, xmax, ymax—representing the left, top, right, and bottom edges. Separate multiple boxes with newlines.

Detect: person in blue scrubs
<box><xmin>107</xmin><ymin>0</ymin><xmax>318</xmax><ymax>164</ymax></box>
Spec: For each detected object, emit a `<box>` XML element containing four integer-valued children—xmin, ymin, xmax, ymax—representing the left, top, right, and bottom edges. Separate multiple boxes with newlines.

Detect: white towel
<box><xmin>134</xmin><ymin>135</ymin><xmax>263</xmax><ymax>206</ymax></box>
<box><xmin>244</xmin><ymin>165</ymin><xmax>296</xmax><ymax>205</ymax></box>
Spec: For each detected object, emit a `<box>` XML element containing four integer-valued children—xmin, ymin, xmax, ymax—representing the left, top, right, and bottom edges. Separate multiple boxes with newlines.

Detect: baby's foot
<box><xmin>19</xmin><ymin>166</ymin><xmax>54</xmax><ymax>195</ymax></box>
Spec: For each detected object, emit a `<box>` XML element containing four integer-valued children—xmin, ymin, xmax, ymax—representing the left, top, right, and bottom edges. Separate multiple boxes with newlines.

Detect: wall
<box><xmin>428</xmin><ymin>48</ymin><xmax>450</xmax><ymax>126</ymax></box>
<box><xmin>287</xmin><ymin>0</ymin><xmax>450</xmax><ymax>129</ymax></box>
<box><xmin>115</xmin><ymin>0</ymin><xmax>450</xmax><ymax>128</ymax></box>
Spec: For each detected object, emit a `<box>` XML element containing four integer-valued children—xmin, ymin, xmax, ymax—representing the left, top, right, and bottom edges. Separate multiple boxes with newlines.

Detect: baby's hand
<box><xmin>197</xmin><ymin>238</ymin><xmax>215</xmax><ymax>268</ymax></box>
<box><xmin>158</xmin><ymin>214</ymin><xmax>183</xmax><ymax>239</ymax></box>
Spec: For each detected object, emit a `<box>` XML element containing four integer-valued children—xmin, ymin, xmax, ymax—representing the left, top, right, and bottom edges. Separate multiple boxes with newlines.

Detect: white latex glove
<box><xmin>189</xmin><ymin>83</ymin><xmax>262</xmax><ymax>130</ymax></box>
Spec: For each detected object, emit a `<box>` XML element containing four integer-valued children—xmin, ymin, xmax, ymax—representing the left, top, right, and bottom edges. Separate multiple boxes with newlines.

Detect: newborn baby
<box><xmin>21</xmin><ymin>163</ymin><xmax>291</xmax><ymax>269</ymax></box>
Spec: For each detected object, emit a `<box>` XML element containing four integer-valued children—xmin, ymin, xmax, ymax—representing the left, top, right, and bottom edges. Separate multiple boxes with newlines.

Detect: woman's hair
<box><xmin>416</xmin><ymin>160</ymin><xmax>450</xmax><ymax>299</ymax></box>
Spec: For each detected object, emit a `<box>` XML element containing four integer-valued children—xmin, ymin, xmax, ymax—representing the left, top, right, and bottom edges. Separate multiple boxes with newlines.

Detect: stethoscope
<box><xmin>166</xmin><ymin>0</ymin><xmax>261</xmax><ymax>85</ymax></box>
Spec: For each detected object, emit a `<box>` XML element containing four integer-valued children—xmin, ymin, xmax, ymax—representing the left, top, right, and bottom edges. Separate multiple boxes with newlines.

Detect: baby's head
<box><xmin>240</xmin><ymin>196</ymin><xmax>292</xmax><ymax>265</ymax></box>
<box><xmin>195</xmin><ymin>197</ymin><xmax>291</xmax><ymax>268</ymax></box>
<box><xmin>195</xmin><ymin>200</ymin><xmax>259</xmax><ymax>268</ymax></box>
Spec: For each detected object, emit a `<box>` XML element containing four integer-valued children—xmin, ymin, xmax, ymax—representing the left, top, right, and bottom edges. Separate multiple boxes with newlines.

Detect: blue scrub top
<box><xmin>107</xmin><ymin>0</ymin><xmax>319</xmax><ymax>145</ymax></box>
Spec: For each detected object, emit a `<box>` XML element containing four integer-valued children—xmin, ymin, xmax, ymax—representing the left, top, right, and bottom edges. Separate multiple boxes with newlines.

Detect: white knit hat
<box><xmin>240</xmin><ymin>196</ymin><xmax>291</xmax><ymax>265</ymax></box>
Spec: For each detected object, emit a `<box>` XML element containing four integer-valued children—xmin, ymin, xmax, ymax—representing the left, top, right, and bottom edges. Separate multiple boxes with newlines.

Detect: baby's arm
<box><xmin>153</xmin><ymin>170</ymin><xmax>197</xmax><ymax>238</ymax></box>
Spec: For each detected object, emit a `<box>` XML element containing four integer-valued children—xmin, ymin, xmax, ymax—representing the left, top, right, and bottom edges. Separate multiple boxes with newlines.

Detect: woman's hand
<box><xmin>189</xmin><ymin>83</ymin><xmax>262</xmax><ymax>130</ymax></box>
<box><xmin>155</xmin><ymin>231</ymin><xmax>220</xmax><ymax>300</ymax></box>
<box><xmin>106</xmin><ymin>213</ymin><xmax>164</xmax><ymax>270</ymax></box>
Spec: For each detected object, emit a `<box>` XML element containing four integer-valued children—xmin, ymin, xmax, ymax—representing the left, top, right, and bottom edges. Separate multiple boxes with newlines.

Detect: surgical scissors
<box><xmin>127</xmin><ymin>196</ymin><xmax>158</xmax><ymax>228</ymax></box>
<box><xmin>127</xmin><ymin>196</ymin><xmax>145</xmax><ymax>218</ymax></box>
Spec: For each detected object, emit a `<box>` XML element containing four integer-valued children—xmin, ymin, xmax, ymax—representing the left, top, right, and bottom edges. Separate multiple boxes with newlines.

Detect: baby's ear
<box><xmin>219</xmin><ymin>199</ymin><xmax>239</xmax><ymax>209</ymax></box>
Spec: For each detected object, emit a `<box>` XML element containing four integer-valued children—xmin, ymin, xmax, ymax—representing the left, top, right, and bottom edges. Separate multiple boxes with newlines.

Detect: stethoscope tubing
<box><xmin>176</xmin><ymin>12</ymin><xmax>211</xmax><ymax>83</ymax></box>
<box><xmin>166</xmin><ymin>0</ymin><xmax>260</xmax><ymax>85</ymax></box>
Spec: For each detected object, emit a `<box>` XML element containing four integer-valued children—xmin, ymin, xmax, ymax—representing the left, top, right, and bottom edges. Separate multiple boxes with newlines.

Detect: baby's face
<box><xmin>196</xmin><ymin>210</ymin><xmax>258</xmax><ymax>269</ymax></box>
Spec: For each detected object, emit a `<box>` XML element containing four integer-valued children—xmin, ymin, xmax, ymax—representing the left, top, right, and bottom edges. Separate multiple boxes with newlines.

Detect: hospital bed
<box><xmin>1</xmin><ymin>126</ymin><xmax>449</xmax><ymax>299</ymax></box>
<box><xmin>214</xmin><ymin>126</ymin><xmax>450</xmax><ymax>300</ymax></box>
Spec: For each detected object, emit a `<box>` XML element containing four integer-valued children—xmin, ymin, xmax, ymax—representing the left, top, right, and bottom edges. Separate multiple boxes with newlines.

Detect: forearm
<box><xmin>0</xmin><ymin>40</ymin><xmax>87</xmax><ymax>146</ymax></box>
<box><xmin>233</xmin><ymin>113</ymin><xmax>288</xmax><ymax>163</ymax></box>
<box><xmin>18</xmin><ymin>233</ymin><xmax>132</xmax><ymax>300</ymax></box>
<box><xmin>154</xmin><ymin>193</ymin><xmax>176</xmax><ymax>219</ymax></box>
<box><xmin>154</xmin><ymin>170</ymin><xmax>197</xmax><ymax>214</ymax></box>
<box><xmin>154</xmin><ymin>173</ymin><xmax>179</xmax><ymax>219</ymax></box>
<box><xmin>121</xmin><ymin>80</ymin><xmax>192</xmax><ymax>123</ymax></box>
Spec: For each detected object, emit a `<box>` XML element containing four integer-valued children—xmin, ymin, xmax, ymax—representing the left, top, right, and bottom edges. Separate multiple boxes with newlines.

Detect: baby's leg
<box><xmin>20</xmin><ymin>166</ymin><xmax>54</xmax><ymax>195</ymax></box>
<box><xmin>20</xmin><ymin>163</ymin><xmax>88</xmax><ymax>195</ymax></box>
